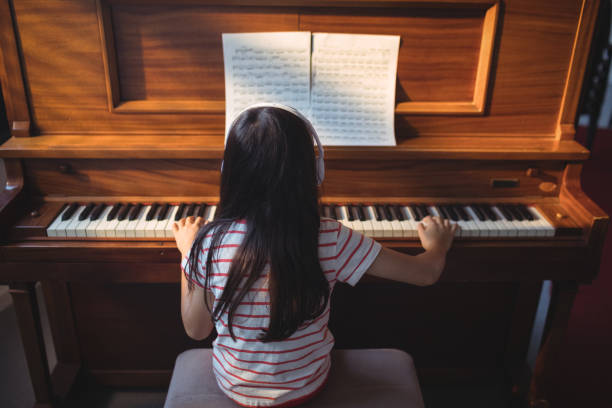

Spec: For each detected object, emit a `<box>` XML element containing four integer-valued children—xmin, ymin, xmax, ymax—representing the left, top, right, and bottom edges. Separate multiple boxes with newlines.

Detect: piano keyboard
<box><xmin>46</xmin><ymin>202</ymin><xmax>555</xmax><ymax>239</ymax></box>
<box><xmin>47</xmin><ymin>203</ymin><xmax>217</xmax><ymax>238</ymax></box>
<box><xmin>321</xmin><ymin>204</ymin><xmax>555</xmax><ymax>238</ymax></box>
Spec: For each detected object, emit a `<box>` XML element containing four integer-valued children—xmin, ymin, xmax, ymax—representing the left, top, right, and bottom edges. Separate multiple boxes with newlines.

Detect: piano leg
<box><xmin>528</xmin><ymin>281</ymin><xmax>579</xmax><ymax>408</ymax></box>
<box><xmin>9</xmin><ymin>283</ymin><xmax>55</xmax><ymax>408</ymax></box>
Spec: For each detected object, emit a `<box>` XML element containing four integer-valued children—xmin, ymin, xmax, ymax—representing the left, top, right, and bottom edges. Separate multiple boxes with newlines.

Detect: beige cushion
<box><xmin>164</xmin><ymin>348</ymin><xmax>425</xmax><ymax>408</ymax></box>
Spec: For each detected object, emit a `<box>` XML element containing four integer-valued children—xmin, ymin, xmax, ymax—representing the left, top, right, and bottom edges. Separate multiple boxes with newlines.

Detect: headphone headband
<box><xmin>227</xmin><ymin>103</ymin><xmax>325</xmax><ymax>185</ymax></box>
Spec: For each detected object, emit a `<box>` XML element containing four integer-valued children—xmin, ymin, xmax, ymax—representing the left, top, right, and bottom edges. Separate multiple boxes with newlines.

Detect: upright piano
<box><xmin>0</xmin><ymin>0</ymin><xmax>608</xmax><ymax>407</ymax></box>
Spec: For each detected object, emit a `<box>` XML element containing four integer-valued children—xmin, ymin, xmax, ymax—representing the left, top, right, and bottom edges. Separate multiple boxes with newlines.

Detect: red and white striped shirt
<box><xmin>182</xmin><ymin>218</ymin><xmax>381</xmax><ymax>407</ymax></box>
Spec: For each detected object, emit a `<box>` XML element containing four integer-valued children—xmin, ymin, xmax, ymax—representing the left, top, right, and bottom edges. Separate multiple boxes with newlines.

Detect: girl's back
<box><xmin>183</xmin><ymin>217</ymin><xmax>380</xmax><ymax>406</ymax></box>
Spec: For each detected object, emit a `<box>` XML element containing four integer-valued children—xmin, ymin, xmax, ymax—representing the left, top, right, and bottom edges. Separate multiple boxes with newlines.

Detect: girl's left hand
<box><xmin>173</xmin><ymin>216</ymin><xmax>205</xmax><ymax>258</ymax></box>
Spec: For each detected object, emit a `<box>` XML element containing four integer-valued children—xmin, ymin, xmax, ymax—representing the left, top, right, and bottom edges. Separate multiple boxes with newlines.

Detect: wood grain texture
<box><xmin>556</xmin><ymin>0</ymin><xmax>600</xmax><ymax>140</ymax></box>
<box><xmin>0</xmin><ymin>0</ymin><xmax>586</xmax><ymax>139</ymax></box>
<box><xmin>0</xmin><ymin>0</ymin><xmax>31</xmax><ymax>137</ymax></box>
<box><xmin>18</xmin><ymin>158</ymin><xmax>564</xmax><ymax>198</ymax></box>
<box><xmin>0</xmin><ymin>135</ymin><xmax>591</xmax><ymax>160</ymax></box>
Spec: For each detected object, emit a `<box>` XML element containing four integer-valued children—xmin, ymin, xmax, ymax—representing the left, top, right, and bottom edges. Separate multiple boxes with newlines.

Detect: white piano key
<box><xmin>387</xmin><ymin>206</ymin><xmax>403</xmax><ymax>238</ymax></box>
<box><xmin>358</xmin><ymin>206</ymin><xmax>374</xmax><ymax>237</ymax></box>
<box><xmin>164</xmin><ymin>206</ymin><xmax>181</xmax><ymax>238</ymax></box>
<box><xmin>336</xmin><ymin>206</ymin><xmax>354</xmax><ymax>230</ymax></box>
<box><xmin>155</xmin><ymin>206</ymin><xmax>173</xmax><ymax>238</ymax></box>
<box><xmin>123</xmin><ymin>206</ymin><xmax>145</xmax><ymax>238</ymax></box>
<box><xmin>347</xmin><ymin>206</ymin><xmax>365</xmax><ymax>235</ymax></box>
<box><xmin>86</xmin><ymin>205</ymin><xmax>112</xmax><ymax>238</ymax></box>
<box><xmin>114</xmin><ymin>206</ymin><xmax>135</xmax><ymax>238</ymax></box>
<box><xmin>206</xmin><ymin>205</ymin><xmax>217</xmax><ymax>223</ymax></box>
<box><xmin>99</xmin><ymin>207</ymin><xmax>122</xmax><ymax>238</ymax></box>
<box><xmin>375</xmin><ymin>206</ymin><xmax>393</xmax><ymax>237</ymax></box>
<box><xmin>400</xmin><ymin>206</ymin><xmax>418</xmax><ymax>238</ymax></box>
<box><xmin>501</xmin><ymin>206</ymin><xmax>530</xmax><ymax>237</ymax></box>
<box><xmin>65</xmin><ymin>206</ymin><xmax>87</xmax><ymax>237</ymax></box>
<box><xmin>459</xmin><ymin>206</ymin><xmax>480</xmax><ymax>238</ymax></box>
<box><xmin>465</xmin><ymin>206</ymin><xmax>491</xmax><ymax>237</ymax></box>
<box><xmin>133</xmin><ymin>205</ymin><xmax>152</xmax><ymax>237</ymax></box>
<box><xmin>47</xmin><ymin>205</ymin><xmax>71</xmax><ymax>237</ymax></box>
<box><xmin>145</xmin><ymin>206</ymin><xmax>163</xmax><ymax>238</ymax></box>
<box><xmin>528</xmin><ymin>206</ymin><xmax>556</xmax><ymax>237</ymax></box>
<box><xmin>365</xmin><ymin>206</ymin><xmax>384</xmax><ymax>238</ymax></box>
<box><xmin>491</xmin><ymin>206</ymin><xmax>518</xmax><ymax>237</ymax></box>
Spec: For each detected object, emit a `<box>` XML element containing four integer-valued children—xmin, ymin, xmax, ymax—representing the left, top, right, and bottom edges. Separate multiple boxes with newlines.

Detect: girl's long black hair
<box><xmin>186</xmin><ymin>107</ymin><xmax>329</xmax><ymax>342</ymax></box>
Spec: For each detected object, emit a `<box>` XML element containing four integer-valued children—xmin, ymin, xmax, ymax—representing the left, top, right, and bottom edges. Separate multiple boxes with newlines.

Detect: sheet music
<box><xmin>223</xmin><ymin>32</ymin><xmax>311</xmax><ymax>139</ymax></box>
<box><xmin>311</xmin><ymin>33</ymin><xmax>400</xmax><ymax>146</ymax></box>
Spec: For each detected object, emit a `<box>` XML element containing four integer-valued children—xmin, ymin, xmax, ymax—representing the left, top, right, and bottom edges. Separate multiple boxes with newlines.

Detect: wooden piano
<box><xmin>0</xmin><ymin>0</ymin><xmax>608</xmax><ymax>407</ymax></box>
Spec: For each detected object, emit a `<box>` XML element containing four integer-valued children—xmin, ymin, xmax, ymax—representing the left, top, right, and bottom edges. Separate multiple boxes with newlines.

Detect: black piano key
<box><xmin>481</xmin><ymin>204</ymin><xmax>499</xmax><ymax>221</ymax></box>
<box><xmin>394</xmin><ymin>205</ymin><xmax>405</xmax><ymax>221</ymax></box>
<box><xmin>356</xmin><ymin>205</ymin><xmax>366</xmax><ymax>221</ymax></box>
<box><xmin>62</xmin><ymin>203</ymin><xmax>79</xmax><ymax>221</ymax></box>
<box><xmin>437</xmin><ymin>206</ymin><xmax>450</xmax><ymax>219</ymax></box>
<box><xmin>382</xmin><ymin>205</ymin><xmax>393</xmax><ymax>221</ymax></box>
<box><xmin>185</xmin><ymin>203</ymin><xmax>196</xmax><ymax>217</ymax></box>
<box><xmin>175</xmin><ymin>203</ymin><xmax>186</xmax><ymax>221</ymax></box>
<box><xmin>411</xmin><ymin>205</ymin><xmax>424</xmax><ymax>221</ymax></box>
<box><xmin>497</xmin><ymin>204</ymin><xmax>514</xmax><ymax>221</ymax></box>
<box><xmin>419</xmin><ymin>205</ymin><xmax>431</xmax><ymax>218</ymax></box>
<box><xmin>158</xmin><ymin>203</ymin><xmax>170</xmax><ymax>221</ymax></box>
<box><xmin>329</xmin><ymin>204</ymin><xmax>338</xmax><ymax>220</ymax></box>
<box><xmin>196</xmin><ymin>203</ymin><xmax>207</xmax><ymax>218</ymax></box>
<box><xmin>508</xmin><ymin>204</ymin><xmax>524</xmax><ymax>221</ymax></box>
<box><xmin>78</xmin><ymin>203</ymin><xmax>95</xmax><ymax>221</ymax></box>
<box><xmin>469</xmin><ymin>204</ymin><xmax>485</xmax><ymax>221</ymax></box>
<box><xmin>322</xmin><ymin>205</ymin><xmax>330</xmax><ymax>219</ymax></box>
<box><xmin>446</xmin><ymin>205</ymin><xmax>460</xmax><ymax>221</ymax></box>
<box><xmin>117</xmin><ymin>204</ymin><xmax>132</xmax><ymax>221</ymax></box>
<box><xmin>107</xmin><ymin>203</ymin><xmax>122</xmax><ymax>221</ymax></box>
<box><xmin>518</xmin><ymin>204</ymin><xmax>535</xmax><ymax>221</ymax></box>
<box><xmin>128</xmin><ymin>203</ymin><xmax>142</xmax><ymax>221</ymax></box>
<box><xmin>346</xmin><ymin>205</ymin><xmax>356</xmax><ymax>221</ymax></box>
<box><xmin>146</xmin><ymin>203</ymin><xmax>159</xmax><ymax>221</ymax></box>
<box><xmin>89</xmin><ymin>203</ymin><xmax>106</xmax><ymax>221</ymax></box>
<box><xmin>454</xmin><ymin>205</ymin><xmax>469</xmax><ymax>221</ymax></box>
<box><xmin>374</xmin><ymin>205</ymin><xmax>384</xmax><ymax>221</ymax></box>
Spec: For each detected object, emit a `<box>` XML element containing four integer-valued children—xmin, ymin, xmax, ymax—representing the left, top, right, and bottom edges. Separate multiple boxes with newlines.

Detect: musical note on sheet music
<box><xmin>222</xmin><ymin>32</ymin><xmax>399</xmax><ymax>146</ymax></box>
<box><xmin>222</xmin><ymin>32</ymin><xmax>311</xmax><ymax>140</ymax></box>
<box><xmin>311</xmin><ymin>33</ymin><xmax>399</xmax><ymax>146</ymax></box>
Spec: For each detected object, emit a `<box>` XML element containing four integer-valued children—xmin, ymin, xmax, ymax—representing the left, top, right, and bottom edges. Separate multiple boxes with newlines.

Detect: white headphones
<box><xmin>225</xmin><ymin>103</ymin><xmax>325</xmax><ymax>185</ymax></box>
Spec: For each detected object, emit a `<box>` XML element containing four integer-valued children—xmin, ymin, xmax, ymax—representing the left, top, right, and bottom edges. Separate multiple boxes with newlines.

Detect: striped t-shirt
<box><xmin>182</xmin><ymin>218</ymin><xmax>381</xmax><ymax>407</ymax></box>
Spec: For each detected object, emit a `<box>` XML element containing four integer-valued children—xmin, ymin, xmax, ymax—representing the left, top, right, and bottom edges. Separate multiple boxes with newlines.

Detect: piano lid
<box><xmin>0</xmin><ymin>0</ymin><xmax>599</xmax><ymax>159</ymax></box>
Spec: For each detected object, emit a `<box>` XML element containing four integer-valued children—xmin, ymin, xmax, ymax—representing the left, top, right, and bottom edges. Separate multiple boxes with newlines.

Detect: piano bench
<box><xmin>163</xmin><ymin>348</ymin><xmax>425</xmax><ymax>408</ymax></box>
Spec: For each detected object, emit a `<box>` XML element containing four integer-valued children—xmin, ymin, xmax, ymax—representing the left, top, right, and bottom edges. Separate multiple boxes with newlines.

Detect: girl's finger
<box><xmin>172</xmin><ymin>222</ymin><xmax>179</xmax><ymax>232</ymax></box>
<box><xmin>195</xmin><ymin>216</ymin><xmax>204</xmax><ymax>226</ymax></box>
<box><xmin>443</xmin><ymin>219</ymin><xmax>450</xmax><ymax>228</ymax></box>
<box><xmin>187</xmin><ymin>216</ymin><xmax>195</xmax><ymax>224</ymax></box>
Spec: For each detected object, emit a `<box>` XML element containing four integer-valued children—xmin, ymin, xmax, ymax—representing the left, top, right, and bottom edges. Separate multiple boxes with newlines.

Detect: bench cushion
<box><xmin>164</xmin><ymin>348</ymin><xmax>424</xmax><ymax>408</ymax></box>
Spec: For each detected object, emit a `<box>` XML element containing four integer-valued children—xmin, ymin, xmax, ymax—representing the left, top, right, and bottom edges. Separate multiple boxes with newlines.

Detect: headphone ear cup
<box><xmin>316</xmin><ymin>156</ymin><xmax>325</xmax><ymax>185</ymax></box>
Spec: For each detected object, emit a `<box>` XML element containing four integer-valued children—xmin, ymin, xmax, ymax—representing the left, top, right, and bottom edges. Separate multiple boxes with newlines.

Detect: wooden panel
<box><xmin>21</xmin><ymin>158</ymin><xmax>564</xmax><ymax>198</ymax></box>
<box><xmin>64</xmin><ymin>280</ymin><xmax>522</xmax><ymax>384</ymax></box>
<box><xmin>8</xmin><ymin>0</ymin><xmax>589</xmax><ymax>138</ymax></box>
<box><xmin>300</xmin><ymin>4</ymin><xmax>497</xmax><ymax>115</ymax></box>
<box><xmin>106</xmin><ymin>4</ymin><xmax>298</xmax><ymax>109</ymax></box>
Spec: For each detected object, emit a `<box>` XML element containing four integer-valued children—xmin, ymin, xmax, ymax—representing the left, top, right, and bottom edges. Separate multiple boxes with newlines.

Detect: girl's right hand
<box><xmin>417</xmin><ymin>216</ymin><xmax>457</xmax><ymax>254</ymax></box>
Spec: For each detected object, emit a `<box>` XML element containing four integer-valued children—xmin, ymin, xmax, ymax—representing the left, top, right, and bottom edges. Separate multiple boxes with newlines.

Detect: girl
<box><xmin>173</xmin><ymin>105</ymin><xmax>456</xmax><ymax>407</ymax></box>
